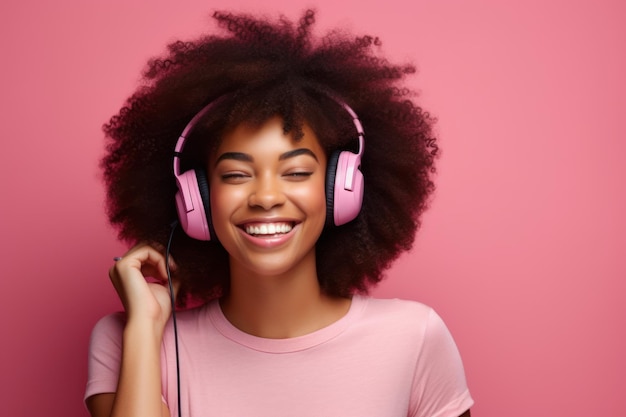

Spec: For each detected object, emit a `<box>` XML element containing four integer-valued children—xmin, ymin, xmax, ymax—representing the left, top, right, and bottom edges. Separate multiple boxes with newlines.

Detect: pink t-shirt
<box><xmin>86</xmin><ymin>296</ymin><xmax>473</xmax><ymax>417</ymax></box>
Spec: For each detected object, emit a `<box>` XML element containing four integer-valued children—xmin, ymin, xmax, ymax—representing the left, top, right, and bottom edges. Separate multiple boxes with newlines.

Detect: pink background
<box><xmin>1</xmin><ymin>0</ymin><xmax>624</xmax><ymax>416</ymax></box>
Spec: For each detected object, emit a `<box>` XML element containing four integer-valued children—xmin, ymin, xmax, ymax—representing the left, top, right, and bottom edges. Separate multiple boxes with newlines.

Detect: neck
<box><xmin>221</xmin><ymin>254</ymin><xmax>351</xmax><ymax>339</ymax></box>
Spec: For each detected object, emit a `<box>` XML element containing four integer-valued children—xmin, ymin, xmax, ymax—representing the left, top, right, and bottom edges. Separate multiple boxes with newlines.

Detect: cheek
<box><xmin>209</xmin><ymin>185</ymin><xmax>242</xmax><ymax>245</ymax></box>
<box><xmin>289</xmin><ymin>177</ymin><xmax>327</xmax><ymax>213</ymax></box>
<box><xmin>209</xmin><ymin>184</ymin><xmax>241</xmax><ymax>221</ymax></box>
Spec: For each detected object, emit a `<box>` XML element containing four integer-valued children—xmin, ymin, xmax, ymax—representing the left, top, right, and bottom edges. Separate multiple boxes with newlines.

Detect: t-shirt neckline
<box><xmin>208</xmin><ymin>294</ymin><xmax>367</xmax><ymax>353</ymax></box>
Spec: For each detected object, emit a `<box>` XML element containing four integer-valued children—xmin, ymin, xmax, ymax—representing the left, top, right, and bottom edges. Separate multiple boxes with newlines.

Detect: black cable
<box><xmin>165</xmin><ymin>220</ymin><xmax>182</xmax><ymax>417</ymax></box>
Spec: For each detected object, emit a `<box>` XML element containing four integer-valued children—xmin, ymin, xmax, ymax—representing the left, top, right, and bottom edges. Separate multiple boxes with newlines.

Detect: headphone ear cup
<box><xmin>175</xmin><ymin>169</ymin><xmax>212</xmax><ymax>241</ymax></box>
<box><xmin>329</xmin><ymin>150</ymin><xmax>364</xmax><ymax>226</ymax></box>
<box><xmin>195</xmin><ymin>169</ymin><xmax>214</xmax><ymax>239</ymax></box>
<box><xmin>325</xmin><ymin>151</ymin><xmax>341</xmax><ymax>227</ymax></box>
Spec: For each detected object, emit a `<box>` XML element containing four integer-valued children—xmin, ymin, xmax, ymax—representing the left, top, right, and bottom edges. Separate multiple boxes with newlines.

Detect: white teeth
<box><xmin>245</xmin><ymin>223</ymin><xmax>293</xmax><ymax>236</ymax></box>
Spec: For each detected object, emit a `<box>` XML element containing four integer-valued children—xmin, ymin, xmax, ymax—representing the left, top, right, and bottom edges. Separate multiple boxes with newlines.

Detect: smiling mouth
<box><xmin>243</xmin><ymin>222</ymin><xmax>295</xmax><ymax>236</ymax></box>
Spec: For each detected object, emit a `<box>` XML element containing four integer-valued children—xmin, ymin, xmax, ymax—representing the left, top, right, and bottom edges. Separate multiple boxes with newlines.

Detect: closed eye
<box><xmin>283</xmin><ymin>171</ymin><xmax>313</xmax><ymax>180</ymax></box>
<box><xmin>221</xmin><ymin>172</ymin><xmax>251</xmax><ymax>183</ymax></box>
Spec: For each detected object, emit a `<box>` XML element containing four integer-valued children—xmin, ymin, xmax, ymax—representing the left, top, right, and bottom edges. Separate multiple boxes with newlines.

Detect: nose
<box><xmin>248</xmin><ymin>174</ymin><xmax>286</xmax><ymax>210</ymax></box>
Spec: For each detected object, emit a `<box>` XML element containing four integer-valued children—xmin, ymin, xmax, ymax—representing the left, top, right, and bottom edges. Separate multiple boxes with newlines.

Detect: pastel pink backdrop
<box><xmin>1</xmin><ymin>1</ymin><xmax>624</xmax><ymax>416</ymax></box>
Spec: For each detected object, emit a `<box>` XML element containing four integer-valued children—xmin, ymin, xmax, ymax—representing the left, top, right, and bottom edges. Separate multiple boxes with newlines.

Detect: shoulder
<box><xmin>361</xmin><ymin>296</ymin><xmax>433</xmax><ymax>316</ymax></box>
<box><xmin>90</xmin><ymin>312</ymin><xmax>126</xmax><ymax>342</ymax></box>
<box><xmin>93</xmin><ymin>311</ymin><xmax>127</xmax><ymax>328</ymax></box>
<box><xmin>357</xmin><ymin>296</ymin><xmax>436</xmax><ymax>330</ymax></box>
<box><xmin>350</xmin><ymin>296</ymin><xmax>445</xmax><ymax>350</ymax></box>
<box><xmin>87</xmin><ymin>312</ymin><xmax>128</xmax><ymax>366</ymax></box>
<box><xmin>89</xmin><ymin>303</ymin><xmax>212</xmax><ymax>346</ymax></box>
<box><xmin>356</xmin><ymin>296</ymin><xmax>459</xmax><ymax>354</ymax></box>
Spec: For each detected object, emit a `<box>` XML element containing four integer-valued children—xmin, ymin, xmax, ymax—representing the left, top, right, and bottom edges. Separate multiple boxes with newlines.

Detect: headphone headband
<box><xmin>173</xmin><ymin>99</ymin><xmax>223</xmax><ymax>178</ymax></box>
<box><xmin>173</xmin><ymin>97</ymin><xmax>364</xmax><ymax>177</ymax></box>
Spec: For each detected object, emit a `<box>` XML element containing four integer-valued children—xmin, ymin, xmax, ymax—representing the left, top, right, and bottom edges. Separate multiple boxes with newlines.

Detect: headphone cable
<box><xmin>165</xmin><ymin>220</ymin><xmax>182</xmax><ymax>417</ymax></box>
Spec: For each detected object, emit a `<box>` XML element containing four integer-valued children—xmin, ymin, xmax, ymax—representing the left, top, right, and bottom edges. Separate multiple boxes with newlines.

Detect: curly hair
<box><xmin>101</xmin><ymin>9</ymin><xmax>438</xmax><ymax>304</ymax></box>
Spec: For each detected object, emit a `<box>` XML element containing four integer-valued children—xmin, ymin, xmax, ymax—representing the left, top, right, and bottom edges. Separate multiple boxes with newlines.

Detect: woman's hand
<box><xmin>108</xmin><ymin>243</ymin><xmax>178</xmax><ymax>333</ymax></box>
<box><xmin>87</xmin><ymin>243</ymin><xmax>177</xmax><ymax>417</ymax></box>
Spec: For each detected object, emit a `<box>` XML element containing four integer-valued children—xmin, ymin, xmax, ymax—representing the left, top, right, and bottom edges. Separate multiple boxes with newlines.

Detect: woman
<box><xmin>85</xmin><ymin>10</ymin><xmax>473</xmax><ymax>417</ymax></box>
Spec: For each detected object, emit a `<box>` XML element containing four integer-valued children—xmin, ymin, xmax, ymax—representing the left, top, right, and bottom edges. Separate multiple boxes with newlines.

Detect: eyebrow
<box><xmin>214</xmin><ymin>152</ymin><xmax>253</xmax><ymax>166</ymax></box>
<box><xmin>279</xmin><ymin>148</ymin><xmax>319</xmax><ymax>162</ymax></box>
<box><xmin>214</xmin><ymin>148</ymin><xmax>318</xmax><ymax>166</ymax></box>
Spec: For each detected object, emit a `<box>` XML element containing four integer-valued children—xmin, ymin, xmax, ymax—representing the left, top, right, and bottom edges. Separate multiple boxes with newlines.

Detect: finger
<box><xmin>132</xmin><ymin>242</ymin><xmax>178</xmax><ymax>274</ymax></box>
<box><xmin>109</xmin><ymin>243</ymin><xmax>177</xmax><ymax>293</ymax></box>
<box><xmin>109</xmin><ymin>245</ymin><xmax>163</xmax><ymax>283</ymax></box>
<box><xmin>148</xmin><ymin>241</ymin><xmax>178</xmax><ymax>272</ymax></box>
<box><xmin>144</xmin><ymin>253</ymin><xmax>177</xmax><ymax>285</ymax></box>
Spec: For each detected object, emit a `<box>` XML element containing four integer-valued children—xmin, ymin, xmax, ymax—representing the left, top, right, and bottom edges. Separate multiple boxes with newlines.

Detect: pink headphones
<box><xmin>173</xmin><ymin>97</ymin><xmax>365</xmax><ymax>241</ymax></box>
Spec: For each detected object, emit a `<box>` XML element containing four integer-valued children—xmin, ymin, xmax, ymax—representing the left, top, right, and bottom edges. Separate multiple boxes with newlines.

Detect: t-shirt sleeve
<box><xmin>84</xmin><ymin>312</ymin><xmax>126</xmax><ymax>402</ymax></box>
<box><xmin>409</xmin><ymin>308</ymin><xmax>474</xmax><ymax>417</ymax></box>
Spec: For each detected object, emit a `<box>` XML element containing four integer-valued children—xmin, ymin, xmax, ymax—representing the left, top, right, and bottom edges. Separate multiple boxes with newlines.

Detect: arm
<box><xmin>87</xmin><ymin>393</ymin><xmax>170</xmax><ymax>417</ymax></box>
<box><xmin>86</xmin><ymin>244</ymin><xmax>176</xmax><ymax>417</ymax></box>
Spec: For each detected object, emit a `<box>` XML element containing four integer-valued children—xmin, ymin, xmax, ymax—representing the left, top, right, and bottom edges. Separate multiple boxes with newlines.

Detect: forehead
<box><xmin>212</xmin><ymin>116</ymin><xmax>325</xmax><ymax>160</ymax></box>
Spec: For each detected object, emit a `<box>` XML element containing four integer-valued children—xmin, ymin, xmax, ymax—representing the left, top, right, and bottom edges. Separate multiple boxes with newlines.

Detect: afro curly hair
<box><xmin>101</xmin><ymin>9</ymin><xmax>439</xmax><ymax>304</ymax></box>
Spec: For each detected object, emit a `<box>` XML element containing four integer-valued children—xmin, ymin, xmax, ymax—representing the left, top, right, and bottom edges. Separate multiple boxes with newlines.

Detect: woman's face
<box><xmin>208</xmin><ymin>117</ymin><xmax>327</xmax><ymax>278</ymax></box>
